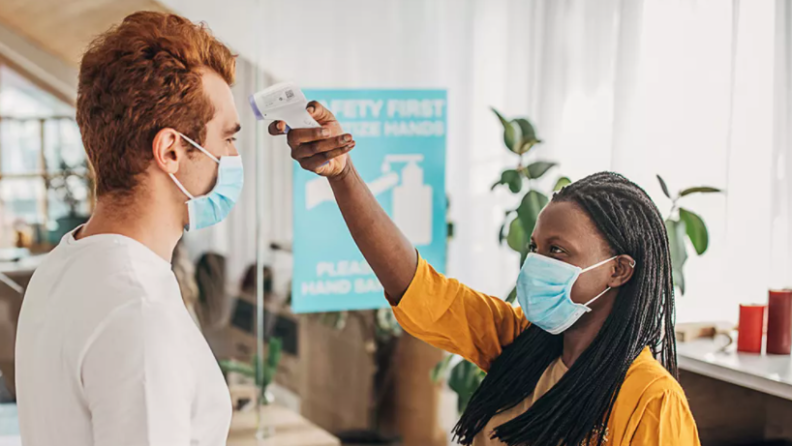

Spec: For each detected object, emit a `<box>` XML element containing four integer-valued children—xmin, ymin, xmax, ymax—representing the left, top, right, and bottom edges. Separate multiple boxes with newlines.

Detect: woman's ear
<box><xmin>608</xmin><ymin>255</ymin><xmax>636</xmax><ymax>288</ymax></box>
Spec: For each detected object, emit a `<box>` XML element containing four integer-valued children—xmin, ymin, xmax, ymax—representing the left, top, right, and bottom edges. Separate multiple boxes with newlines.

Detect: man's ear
<box><xmin>152</xmin><ymin>128</ymin><xmax>185</xmax><ymax>175</ymax></box>
<box><xmin>607</xmin><ymin>255</ymin><xmax>636</xmax><ymax>288</ymax></box>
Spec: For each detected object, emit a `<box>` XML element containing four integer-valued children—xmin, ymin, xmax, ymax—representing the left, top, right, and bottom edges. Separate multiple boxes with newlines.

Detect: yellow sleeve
<box><xmin>629</xmin><ymin>388</ymin><xmax>701</xmax><ymax>446</ymax></box>
<box><xmin>391</xmin><ymin>256</ymin><xmax>529</xmax><ymax>371</ymax></box>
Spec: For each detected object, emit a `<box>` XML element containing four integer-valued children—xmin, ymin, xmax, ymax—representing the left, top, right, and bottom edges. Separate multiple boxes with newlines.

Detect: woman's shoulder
<box><xmin>609</xmin><ymin>348</ymin><xmax>700</xmax><ymax>445</ymax></box>
<box><xmin>621</xmin><ymin>347</ymin><xmax>687</xmax><ymax>402</ymax></box>
<box><xmin>609</xmin><ymin>349</ymin><xmax>698</xmax><ymax>445</ymax></box>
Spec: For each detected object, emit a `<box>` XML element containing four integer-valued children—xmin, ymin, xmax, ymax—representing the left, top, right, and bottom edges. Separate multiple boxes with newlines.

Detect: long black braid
<box><xmin>453</xmin><ymin>172</ymin><xmax>677</xmax><ymax>446</ymax></box>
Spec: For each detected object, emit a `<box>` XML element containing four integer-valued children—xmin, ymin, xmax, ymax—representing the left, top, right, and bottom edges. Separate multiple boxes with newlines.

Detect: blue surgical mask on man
<box><xmin>169</xmin><ymin>132</ymin><xmax>243</xmax><ymax>232</ymax></box>
<box><xmin>516</xmin><ymin>253</ymin><xmax>635</xmax><ymax>335</ymax></box>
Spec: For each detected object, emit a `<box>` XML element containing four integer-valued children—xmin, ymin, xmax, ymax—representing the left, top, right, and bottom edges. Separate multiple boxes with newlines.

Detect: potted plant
<box><xmin>219</xmin><ymin>337</ymin><xmax>283</xmax><ymax>439</ymax></box>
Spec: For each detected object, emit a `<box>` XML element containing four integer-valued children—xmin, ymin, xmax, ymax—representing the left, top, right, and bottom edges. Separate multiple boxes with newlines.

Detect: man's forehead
<box><xmin>200</xmin><ymin>70</ymin><xmax>239</xmax><ymax>132</ymax></box>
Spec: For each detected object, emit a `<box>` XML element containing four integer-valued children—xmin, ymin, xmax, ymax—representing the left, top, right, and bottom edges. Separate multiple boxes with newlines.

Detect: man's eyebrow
<box><xmin>224</xmin><ymin>123</ymin><xmax>242</xmax><ymax>135</ymax></box>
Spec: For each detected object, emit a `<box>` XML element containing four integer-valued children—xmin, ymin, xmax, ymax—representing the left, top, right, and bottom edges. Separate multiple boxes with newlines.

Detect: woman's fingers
<box><xmin>286</xmin><ymin>127</ymin><xmax>332</xmax><ymax>148</ymax></box>
<box><xmin>268</xmin><ymin>120</ymin><xmax>287</xmax><ymax>136</ymax></box>
<box><xmin>299</xmin><ymin>143</ymin><xmax>355</xmax><ymax>172</ymax></box>
<box><xmin>293</xmin><ymin>134</ymin><xmax>353</xmax><ymax>160</ymax></box>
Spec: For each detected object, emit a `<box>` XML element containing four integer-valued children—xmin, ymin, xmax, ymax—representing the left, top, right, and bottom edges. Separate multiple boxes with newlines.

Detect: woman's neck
<box><xmin>561</xmin><ymin>292</ymin><xmax>616</xmax><ymax>368</ymax></box>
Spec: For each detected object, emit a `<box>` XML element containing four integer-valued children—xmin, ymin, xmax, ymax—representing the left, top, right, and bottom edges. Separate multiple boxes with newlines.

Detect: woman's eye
<box><xmin>550</xmin><ymin>246</ymin><xmax>564</xmax><ymax>254</ymax></box>
<box><xmin>227</xmin><ymin>137</ymin><xmax>237</xmax><ymax>143</ymax></box>
<box><xmin>528</xmin><ymin>243</ymin><xmax>537</xmax><ymax>253</ymax></box>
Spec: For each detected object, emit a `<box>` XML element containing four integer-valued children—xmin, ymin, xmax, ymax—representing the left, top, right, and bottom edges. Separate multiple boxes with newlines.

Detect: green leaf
<box><xmin>491</xmin><ymin>107</ymin><xmax>509</xmax><ymax>127</ymax></box>
<box><xmin>448</xmin><ymin>360</ymin><xmax>486</xmax><ymax>413</ymax></box>
<box><xmin>666</xmin><ymin>219</ymin><xmax>688</xmax><ymax>295</ymax></box>
<box><xmin>492</xmin><ymin>108</ymin><xmax>519</xmax><ymax>152</ymax></box>
<box><xmin>506</xmin><ymin>218</ymin><xmax>527</xmax><ymax>252</ymax></box>
<box><xmin>516</xmin><ymin>141</ymin><xmax>537</xmax><ymax>154</ymax></box>
<box><xmin>430</xmin><ymin>354</ymin><xmax>454</xmax><ymax>383</ymax></box>
<box><xmin>506</xmin><ymin>285</ymin><xmax>517</xmax><ymax>304</ymax></box>
<box><xmin>504</xmin><ymin>123</ymin><xmax>521</xmax><ymax>153</ymax></box>
<box><xmin>525</xmin><ymin>161</ymin><xmax>557</xmax><ymax>180</ymax></box>
<box><xmin>513</xmin><ymin>119</ymin><xmax>537</xmax><ymax>142</ymax></box>
<box><xmin>491</xmin><ymin>169</ymin><xmax>522</xmax><ymax>193</ymax></box>
<box><xmin>267</xmin><ymin>338</ymin><xmax>283</xmax><ymax>367</ymax></box>
<box><xmin>657</xmin><ymin>175</ymin><xmax>672</xmax><ymax>199</ymax></box>
<box><xmin>517</xmin><ymin>190</ymin><xmax>549</xmax><ymax>240</ymax></box>
<box><xmin>259</xmin><ymin>338</ymin><xmax>283</xmax><ymax>388</ymax></box>
<box><xmin>680</xmin><ymin>186</ymin><xmax>722</xmax><ymax>197</ymax></box>
<box><xmin>679</xmin><ymin>208</ymin><xmax>709</xmax><ymax>255</ymax></box>
<box><xmin>513</xmin><ymin>118</ymin><xmax>540</xmax><ymax>154</ymax></box>
<box><xmin>219</xmin><ymin>360</ymin><xmax>255</xmax><ymax>378</ymax></box>
<box><xmin>553</xmin><ymin>176</ymin><xmax>572</xmax><ymax>191</ymax></box>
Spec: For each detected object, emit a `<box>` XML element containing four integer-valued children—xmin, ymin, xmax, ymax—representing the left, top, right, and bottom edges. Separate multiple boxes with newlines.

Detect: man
<box><xmin>15</xmin><ymin>12</ymin><xmax>240</xmax><ymax>446</ymax></box>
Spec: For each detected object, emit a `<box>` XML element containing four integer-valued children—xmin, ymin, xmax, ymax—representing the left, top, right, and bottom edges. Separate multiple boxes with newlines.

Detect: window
<box><xmin>0</xmin><ymin>63</ymin><xmax>91</xmax><ymax>250</ymax></box>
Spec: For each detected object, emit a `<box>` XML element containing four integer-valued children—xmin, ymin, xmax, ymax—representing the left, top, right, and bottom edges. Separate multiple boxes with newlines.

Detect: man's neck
<box><xmin>77</xmin><ymin>194</ymin><xmax>184</xmax><ymax>262</ymax></box>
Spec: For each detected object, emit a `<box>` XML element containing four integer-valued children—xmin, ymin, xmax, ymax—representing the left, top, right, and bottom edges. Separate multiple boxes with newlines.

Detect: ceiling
<box><xmin>0</xmin><ymin>0</ymin><xmax>170</xmax><ymax>67</ymax></box>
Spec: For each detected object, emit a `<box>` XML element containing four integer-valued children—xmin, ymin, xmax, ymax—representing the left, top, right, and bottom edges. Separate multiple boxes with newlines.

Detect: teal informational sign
<box><xmin>292</xmin><ymin>89</ymin><xmax>447</xmax><ymax>313</ymax></box>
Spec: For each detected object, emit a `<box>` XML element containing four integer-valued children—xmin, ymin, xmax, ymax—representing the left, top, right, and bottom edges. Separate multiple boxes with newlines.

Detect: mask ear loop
<box><xmin>177</xmin><ymin>131</ymin><xmax>220</xmax><ymax>163</ymax></box>
<box><xmin>169</xmin><ymin>173</ymin><xmax>195</xmax><ymax>200</ymax></box>
<box><xmin>582</xmin><ymin>257</ymin><xmax>637</xmax><ymax>307</ymax></box>
<box><xmin>583</xmin><ymin>287</ymin><xmax>612</xmax><ymax>308</ymax></box>
<box><xmin>169</xmin><ymin>131</ymin><xmax>220</xmax><ymax>200</ymax></box>
<box><xmin>580</xmin><ymin>256</ymin><xmax>618</xmax><ymax>273</ymax></box>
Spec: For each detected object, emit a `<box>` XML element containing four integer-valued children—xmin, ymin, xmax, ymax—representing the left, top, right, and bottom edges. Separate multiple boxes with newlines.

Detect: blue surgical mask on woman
<box><xmin>516</xmin><ymin>253</ymin><xmax>635</xmax><ymax>335</ymax></box>
<box><xmin>169</xmin><ymin>132</ymin><xmax>243</xmax><ymax>232</ymax></box>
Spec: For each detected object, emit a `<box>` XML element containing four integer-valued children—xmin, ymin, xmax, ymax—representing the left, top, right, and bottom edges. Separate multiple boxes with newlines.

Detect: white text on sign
<box><xmin>300</xmin><ymin>260</ymin><xmax>383</xmax><ymax>296</ymax></box>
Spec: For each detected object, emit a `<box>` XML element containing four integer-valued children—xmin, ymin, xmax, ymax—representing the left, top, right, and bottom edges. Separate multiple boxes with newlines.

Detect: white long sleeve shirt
<box><xmin>15</xmin><ymin>229</ymin><xmax>232</xmax><ymax>446</ymax></box>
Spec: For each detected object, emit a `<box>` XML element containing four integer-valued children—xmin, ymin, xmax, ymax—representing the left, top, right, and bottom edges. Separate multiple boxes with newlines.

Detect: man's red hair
<box><xmin>76</xmin><ymin>11</ymin><xmax>236</xmax><ymax>196</ymax></box>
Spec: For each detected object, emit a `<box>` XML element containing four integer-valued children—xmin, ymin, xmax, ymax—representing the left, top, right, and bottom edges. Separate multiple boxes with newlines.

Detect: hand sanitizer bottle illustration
<box><xmin>385</xmin><ymin>155</ymin><xmax>433</xmax><ymax>246</ymax></box>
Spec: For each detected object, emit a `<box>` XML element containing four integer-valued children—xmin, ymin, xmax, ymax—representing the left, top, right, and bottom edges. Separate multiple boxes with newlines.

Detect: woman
<box><xmin>271</xmin><ymin>103</ymin><xmax>700</xmax><ymax>446</ymax></box>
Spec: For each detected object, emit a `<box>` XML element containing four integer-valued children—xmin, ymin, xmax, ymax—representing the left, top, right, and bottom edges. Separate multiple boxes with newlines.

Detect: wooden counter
<box><xmin>228</xmin><ymin>404</ymin><xmax>340</xmax><ymax>446</ymax></box>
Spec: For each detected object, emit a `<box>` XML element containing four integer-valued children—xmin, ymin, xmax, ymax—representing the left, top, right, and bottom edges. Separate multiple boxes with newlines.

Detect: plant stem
<box><xmin>668</xmin><ymin>197</ymin><xmax>679</xmax><ymax>219</ymax></box>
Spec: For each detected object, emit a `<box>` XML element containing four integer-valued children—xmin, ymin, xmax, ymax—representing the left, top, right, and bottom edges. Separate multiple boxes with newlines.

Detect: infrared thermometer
<box><xmin>249</xmin><ymin>82</ymin><xmax>320</xmax><ymax>130</ymax></box>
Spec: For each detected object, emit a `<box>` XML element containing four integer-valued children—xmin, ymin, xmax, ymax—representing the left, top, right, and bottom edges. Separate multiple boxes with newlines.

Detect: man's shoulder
<box><xmin>26</xmin><ymin>235</ymin><xmax>179</xmax><ymax>315</ymax></box>
<box><xmin>51</xmin><ymin>233</ymin><xmax>171</xmax><ymax>282</ymax></box>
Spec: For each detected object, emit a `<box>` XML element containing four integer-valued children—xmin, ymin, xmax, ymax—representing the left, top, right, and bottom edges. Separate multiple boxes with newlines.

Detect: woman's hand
<box><xmin>267</xmin><ymin>101</ymin><xmax>354</xmax><ymax>178</ymax></box>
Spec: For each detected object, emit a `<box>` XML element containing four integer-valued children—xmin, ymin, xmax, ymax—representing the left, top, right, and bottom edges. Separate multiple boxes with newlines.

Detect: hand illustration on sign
<box><xmin>305</xmin><ymin>154</ymin><xmax>433</xmax><ymax>246</ymax></box>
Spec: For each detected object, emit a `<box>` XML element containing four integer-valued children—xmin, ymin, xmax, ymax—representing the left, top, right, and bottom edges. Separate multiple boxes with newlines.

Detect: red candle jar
<box><xmin>738</xmin><ymin>304</ymin><xmax>766</xmax><ymax>353</ymax></box>
<box><xmin>766</xmin><ymin>290</ymin><xmax>792</xmax><ymax>355</ymax></box>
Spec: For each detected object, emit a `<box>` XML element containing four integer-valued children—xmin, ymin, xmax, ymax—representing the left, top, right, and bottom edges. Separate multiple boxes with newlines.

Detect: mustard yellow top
<box><xmin>392</xmin><ymin>257</ymin><xmax>700</xmax><ymax>446</ymax></box>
